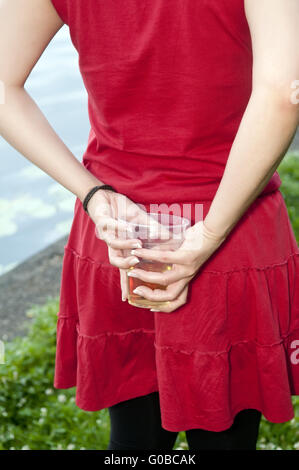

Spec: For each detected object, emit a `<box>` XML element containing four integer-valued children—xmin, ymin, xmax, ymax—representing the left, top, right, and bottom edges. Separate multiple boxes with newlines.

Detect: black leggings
<box><xmin>107</xmin><ymin>391</ymin><xmax>262</xmax><ymax>450</ymax></box>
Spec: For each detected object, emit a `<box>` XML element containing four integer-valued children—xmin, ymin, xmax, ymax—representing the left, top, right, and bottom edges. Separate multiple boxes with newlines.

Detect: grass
<box><xmin>0</xmin><ymin>152</ymin><xmax>298</xmax><ymax>450</ymax></box>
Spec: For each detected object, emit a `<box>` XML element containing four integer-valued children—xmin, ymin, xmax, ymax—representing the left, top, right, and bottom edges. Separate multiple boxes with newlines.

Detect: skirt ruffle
<box><xmin>53</xmin><ymin>189</ymin><xmax>299</xmax><ymax>431</ymax></box>
<box><xmin>154</xmin><ymin>252</ymin><xmax>299</xmax><ymax>431</ymax></box>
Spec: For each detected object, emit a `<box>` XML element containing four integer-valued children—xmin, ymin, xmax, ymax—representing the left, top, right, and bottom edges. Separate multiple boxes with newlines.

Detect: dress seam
<box><xmin>64</xmin><ymin>244</ymin><xmax>298</xmax><ymax>274</ymax></box>
<box><xmin>64</xmin><ymin>244</ymin><xmax>111</xmax><ymax>268</ymax></box>
<box><xmin>154</xmin><ymin>326</ymin><xmax>299</xmax><ymax>357</ymax></box>
<box><xmin>56</xmin><ymin>317</ymin><xmax>299</xmax><ymax>353</ymax></box>
<box><xmin>76</xmin><ymin>325</ymin><xmax>156</xmax><ymax>340</ymax></box>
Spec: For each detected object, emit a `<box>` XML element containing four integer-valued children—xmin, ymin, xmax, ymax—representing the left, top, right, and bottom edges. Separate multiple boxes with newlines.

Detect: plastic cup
<box><xmin>121</xmin><ymin>212</ymin><xmax>191</xmax><ymax>309</ymax></box>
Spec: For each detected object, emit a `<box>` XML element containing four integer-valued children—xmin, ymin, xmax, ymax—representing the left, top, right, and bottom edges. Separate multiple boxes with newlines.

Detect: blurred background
<box><xmin>0</xmin><ymin>24</ymin><xmax>298</xmax><ymax>451</ymax></box>
<box><xmin>0</xmin><ymin>25</ymin><xmax>89</xmax><ymax>276</ymax></box>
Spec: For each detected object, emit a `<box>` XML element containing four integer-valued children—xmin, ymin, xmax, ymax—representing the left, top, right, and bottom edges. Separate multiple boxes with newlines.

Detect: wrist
<box><xmin>202</xmin><ymin>219</ymin><xmax>229</xmax><ymax>243</ymax></box>
<box><xmin>76</xmin><ymin>166</ymin><xmax>106</xmax><ymax>202</ymax></box>
<box><xmin>83</xmin><ymin>184</ymin><xmax>117</xmax><ymax>216</ymax></box>
<box><xmin>77</xmin><ymin>180</ymin><xmax>104</xmax><ymax>203</ymax></box>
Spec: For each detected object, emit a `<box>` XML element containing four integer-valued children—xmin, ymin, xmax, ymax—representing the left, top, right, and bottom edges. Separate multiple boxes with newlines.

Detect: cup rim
<box><xmin>119</xmin><ymin>212</ymin><xmax>191</xmax><ymax>229</ymax></box>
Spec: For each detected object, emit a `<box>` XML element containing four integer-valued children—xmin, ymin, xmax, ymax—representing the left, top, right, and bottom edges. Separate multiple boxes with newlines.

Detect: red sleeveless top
<box><xmin>51</xmin><ymin>0</ymin><xmax>281</xmax><ymax>205</ymax></box>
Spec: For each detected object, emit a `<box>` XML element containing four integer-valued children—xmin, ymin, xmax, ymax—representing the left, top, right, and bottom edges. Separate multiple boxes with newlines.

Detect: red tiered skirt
<box><xmin>53</xmin><ymin>186</ymin><xmax>299</xmax><ymax>432</ymax></box>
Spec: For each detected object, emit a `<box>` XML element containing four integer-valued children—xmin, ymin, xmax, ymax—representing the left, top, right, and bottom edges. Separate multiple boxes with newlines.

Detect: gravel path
<box><xmin>0</xmin><ymin>235</ymin><xmax>67</xmax><ymax>341</ymax></box>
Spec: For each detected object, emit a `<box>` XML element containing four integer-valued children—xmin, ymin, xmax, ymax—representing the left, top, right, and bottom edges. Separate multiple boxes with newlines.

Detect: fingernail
<box><xmin>129</xmin><ymin>257</ymin><xmax>140</xmax><ymax>266</ymax></box>
<box><xmin>122</xmin><ymin>296</ymin><xmax>126</xmax><ymax>302</ymax></box>
<box><xmin>130</xmin><ymin>249</ymin><xmax>137</xmax><ymax>255</ymax></box>
<box><xmin>133</xmin><ymin>287</ymin><xmax>143</xmax><ymax>294</ymax></box>
<box><xmin>128</xmin><ymin>271</ymin><xmax>138</xmax><ymax>277</ymax></box>
<box><xmin>131</xmin><ymin>242</ymin><xmax>142</xmax><ymax>249</ymax></box>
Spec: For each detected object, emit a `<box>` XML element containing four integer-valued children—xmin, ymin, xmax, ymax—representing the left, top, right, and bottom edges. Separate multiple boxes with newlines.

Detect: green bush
<box><xmin>0</xmin><ymin>298</ymin><xmax>111</xmax><ymax>450</ymax></box>
<box><xmin>277</xmin><ymin>152</ymin><xmax>299</xmax><ymax>243</ymax></box>
<box><xmin>0</xmin><ymin>153</ymin><xmax>298</xmax><ymax>450</ymax></box>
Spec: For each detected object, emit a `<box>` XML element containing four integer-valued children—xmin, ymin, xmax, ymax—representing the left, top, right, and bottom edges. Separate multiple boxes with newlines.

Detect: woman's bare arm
<box><xmin>0</xmin><ymin>0</ymin><xmax>103</xmax><ymax>203</ymax></box>
<box><xmin>203</xmin><ymin>0</ymin><xmax>299</xmax><ymax>239</ymax></box>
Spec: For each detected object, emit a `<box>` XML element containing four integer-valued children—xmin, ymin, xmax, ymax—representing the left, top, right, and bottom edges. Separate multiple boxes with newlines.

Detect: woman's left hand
<box><xmin>122</xmin><ymin>220</ymin><xmax>228</xmax><ymax>312</ymax></box>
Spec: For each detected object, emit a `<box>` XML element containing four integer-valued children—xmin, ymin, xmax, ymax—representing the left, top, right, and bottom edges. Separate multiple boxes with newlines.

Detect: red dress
<box><xmin>51</xmin><ymin>0</ymin><xmax>299</xmax><ymax>432</ymax></box>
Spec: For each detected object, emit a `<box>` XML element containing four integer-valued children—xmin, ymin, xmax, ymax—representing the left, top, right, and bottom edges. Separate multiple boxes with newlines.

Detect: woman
<box><xmin>0</xmin><ymin>0</ymin><xmax>298</xmax><ymax>451</ymax></box>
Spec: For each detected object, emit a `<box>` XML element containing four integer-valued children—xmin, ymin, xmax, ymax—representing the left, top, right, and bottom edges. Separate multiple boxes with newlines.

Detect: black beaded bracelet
<box><xmin>82</xmin><ymin>184</ymin><xmax>117</xmax><ymax>215</ymax></box>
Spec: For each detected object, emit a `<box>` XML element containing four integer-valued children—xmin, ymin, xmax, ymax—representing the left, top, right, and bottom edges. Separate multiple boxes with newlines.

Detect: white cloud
<box><xmin>47</xmin><ymin>183</ymin><xmax>76</xmax><ymax>212</ymax></box>
<box><xmin>0</xmin><ymin>195</ymin><xmax>57</xmax><ymax>238</ymax></box>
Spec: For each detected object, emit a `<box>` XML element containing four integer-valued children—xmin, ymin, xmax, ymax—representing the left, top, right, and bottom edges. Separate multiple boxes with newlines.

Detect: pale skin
<box><xmin>0</xmin><ymin>0</ymin><xmax>298</xmax><ymax>313</ymax></box>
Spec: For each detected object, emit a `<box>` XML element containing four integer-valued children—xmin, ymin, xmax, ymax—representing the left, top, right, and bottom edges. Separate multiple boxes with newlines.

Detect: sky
<box><xmin>0</xmin><ymin>25</ymin><xmax>90</xmax><ymax>275</ymax></box>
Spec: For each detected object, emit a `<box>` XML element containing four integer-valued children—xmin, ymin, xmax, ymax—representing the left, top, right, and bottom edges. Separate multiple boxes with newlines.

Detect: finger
<box><xmin>129</xmin><ymin>247</ymin><xmax>193</xmax><ymax>265</ymax></box>
<box><xmin>104</xmin><ymin>236</ymin><xmax>143</xmax><ymax>251</ymax></box>
<box><xmin>132</xmin><ymin>278</ymin><xmax>188</xmax><ymax>302</ymax></box>
<box><xmin>127</xmin><ymin>264</ymin><xmax>193</xmax><ymax>286</ymax></box>
<box><xmin>110</xmin><ymin>255</ymin><xmax>140</xmax><ymax>269</ymax></box>
<box><xmin>95</xmin><ymin>221</ymin><xmax>143</xmax><ymax>250</ymax></box>
<box><xmin>95</xmin><ymin>217</ymin><xmax>135</xmax><ymax>240</ymax></box>
<box><xmin>108</xmin><ymin>246</ymin><xmax>141</xmax><ymax>269</ymax></box>
<box><xmin>119</xmin><ymin>268</ymin><xmax>128</xmax><ymax>301</ymax></box>
<box><xmin>150</xmin><ymin>285</ymin><xmax>189</xmax><ymax>313</ymax></box>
